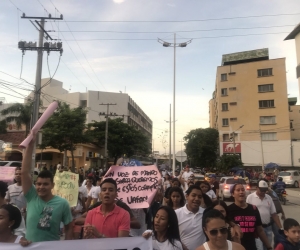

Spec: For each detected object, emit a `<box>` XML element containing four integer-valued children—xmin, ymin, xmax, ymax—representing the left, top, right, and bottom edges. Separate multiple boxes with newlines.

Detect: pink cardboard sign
<box><xmin>0</xmin><ymin>167</ymin><xmax>16</xmax><ymax>185</ymax></box>
<box><xmin>104</xmin><ymin>165</ymin><xmax>161</xmax><ymax>208</ymax></box>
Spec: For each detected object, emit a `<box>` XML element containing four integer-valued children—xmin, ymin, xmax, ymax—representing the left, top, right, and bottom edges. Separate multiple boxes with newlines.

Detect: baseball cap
<box><xmin>258</xmin><ymin>180</ymin><xmax>268</xmax><ymax>191</ymax></box>
<box><xmin>210</xmin><ymin>174</ymin><xmax>217</xmax><ymax>178</ymax></box>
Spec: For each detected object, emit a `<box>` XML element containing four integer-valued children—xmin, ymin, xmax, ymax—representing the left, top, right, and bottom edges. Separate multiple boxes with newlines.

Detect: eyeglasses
<box><xmin>208</xmin><ymin>227</ymin><xmax>228</xmax><ymax>236</ymax></box>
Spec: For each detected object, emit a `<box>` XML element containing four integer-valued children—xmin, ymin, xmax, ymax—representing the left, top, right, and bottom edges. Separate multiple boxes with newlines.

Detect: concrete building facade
<box><xmin>209</xmin><ymin>48</ymin><xmax>296</xmax><ymax>168</ymax></box>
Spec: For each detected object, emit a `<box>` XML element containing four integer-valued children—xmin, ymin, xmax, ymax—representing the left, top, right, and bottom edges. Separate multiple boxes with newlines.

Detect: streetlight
<box><xmin>158</xmin><ymin>34</ymin><xmax>192</xmax><ymax>175</ymax></box>
<box><xmin>230</xmin><ymin>125</ymin><xmax>244</xmax><ymax>156</ymax></box>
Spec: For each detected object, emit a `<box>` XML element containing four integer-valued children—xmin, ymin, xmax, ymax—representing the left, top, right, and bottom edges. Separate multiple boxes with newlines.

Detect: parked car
<box><xmin>0</xmin><ymin>161</ymin><xmax>22</xmax><ymax>167</ymax></box>
<box><xmin>205</xmin><ymin>172</ymin><xmax>216</xmax><ymax>181</ymax></box>
<box><xmin>219</xmin><ymin>176</ymin><xmax>251</xmax><ymax>200</ymax></box>
<box><xmin>194</xmin><ymin>173</ymin><xmax>205</xmax><ymax>182</ymax></box>
<box><xmin>278</xmin><ymin>170</ymin><xmax>300</xmax><ymax>188</ymax></box>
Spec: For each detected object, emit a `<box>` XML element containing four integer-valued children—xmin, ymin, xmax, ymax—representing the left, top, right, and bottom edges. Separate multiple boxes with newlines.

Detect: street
<box><xmin>282</xmin><ymin>188</ymin><xmax>300</xmax><ymax>222</ymax></box>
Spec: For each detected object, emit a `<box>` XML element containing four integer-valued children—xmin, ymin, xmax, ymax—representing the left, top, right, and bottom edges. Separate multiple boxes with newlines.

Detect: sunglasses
<box><xmin>208</xmin><ymin>227</ymin><xmax>228</xmax><ymax>236</ymax></box>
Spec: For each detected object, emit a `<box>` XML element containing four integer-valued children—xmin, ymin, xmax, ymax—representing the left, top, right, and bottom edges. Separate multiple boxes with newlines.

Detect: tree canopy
<box><xmin>1</xmin><ymin>102</ymin><xmax>33</xmax><ymax>136</ymax></box>
<box><xmin>184</xmin><ymin>128</ymin><xmax>219</xmax><ymax>168</ymax></box>
<box><xmin>86</xmin><ymin>118</ymin><xmax>151</xmax><ymax>164</ymax></box>
<box><xmin>217</xmin><ymin>154</ymin><xmax>243</xmax><ymax>172</ymax></box>
<box><xmin>41</xmin><ymin>102</ymin><xmax>88</xmax><ymax>171</ymax></box>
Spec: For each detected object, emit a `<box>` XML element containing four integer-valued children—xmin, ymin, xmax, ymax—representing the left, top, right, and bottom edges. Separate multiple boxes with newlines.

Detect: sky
<box><xmin>0</xmin><ymin>0</ymin><xmax>300</xmax><ymax>154</ymax></box>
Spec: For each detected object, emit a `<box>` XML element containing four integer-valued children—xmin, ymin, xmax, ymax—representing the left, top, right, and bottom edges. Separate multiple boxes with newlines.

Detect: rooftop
<box><xmin>221</xmin><ymin>48</ymin><xmax>269</xmax><ymax>66</ymax></box>
<box><xmin>284</xmin><ymin>23</ymin><xmax>300</xmax><ymax>40</ymax></box>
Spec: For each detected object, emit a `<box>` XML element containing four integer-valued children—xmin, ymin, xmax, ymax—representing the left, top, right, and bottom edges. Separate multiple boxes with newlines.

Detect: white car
<box><xmin>219</xmin><ymin>176</ymin><xmax>251</xmax><ymax>200</ymax></box>
<box><xmin>278</xmin><ymin>170</ymin><xmax>300</xmax><ymax>188</ymax></box>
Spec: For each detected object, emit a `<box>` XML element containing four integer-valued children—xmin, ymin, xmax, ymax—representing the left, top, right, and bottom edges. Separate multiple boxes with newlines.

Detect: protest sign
<box><xmin>1</xmin><ymin>237</ymin><xmax>152</xmax><ymax>250</ymax></box>
<box><xmin>52</xmin><ymin>171</ymin><xmax>79</xmax><ymax>207</ymax></box>
<box><xmin>19</xmin><ymin>101</ymin><xmax>58</xmax><ymax>148</ymax></box>
<box><xmin>105</xmin><ymin>165</ymin><xmax>161</xmax><ymax>208</ymax></box>
<box><xmin>0</xmin><ymin>167</ymin><xmax>16</xmax><ymax>185</ymax></box>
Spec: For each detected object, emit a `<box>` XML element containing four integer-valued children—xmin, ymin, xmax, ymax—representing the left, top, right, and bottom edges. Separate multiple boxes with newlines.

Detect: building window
<box><xmin>230</xmin><ymin>102</ymin><xmax>237</xmax><ymax>105</ymax></box>
<box><xmin>223</xmin><ymin>134</ymin><xmax>230</xmax><ymax>141</ymax></box>
<box><xmin>221</xmin><ymin>88</ymin><xmax>228</xmax><ymax>96</ymax></box>
<box><xmin>222</xmin><ymin>103</ymin><xmax>228</xmax><ymax>111</ymax></box>
<box><xmin>230</xmin><ymin>117</ymin><xmax>237</xmax><ymax>121</ymax></box>
<box><xmin>229</xmin><ymin>87</ymin><xmax>236</xmax><ymax>91</ymax></box>
<box><xmin>222</xmin><ymin>118</ymin><xmax>229</xmax><ymax>126</ymax></box>
<box><xmin>261</xmin><ymin>132</ymin><xmax>277</xmax><ymax>141</ymax></box>
<box><xmin>258</xmin><ymin>68</ymin><xmax>273</xmax><ymax>77</ymax></box>
<box><xmin>260</xmin><ymin>116</ymin><xmax>276</xmax><ymax>124</ymax></box>
<box><xmin>221</xmin><ymin>73</ymin><xmax>227</xmax><ymax>81</ymax></box>
<box><xmin>258</xmin><ymin>84</ymin><xmax>274</xmax><ymax>92</ymax></box>
<box><xmin>259</xmin><ymin>100</ymin><xmax>274</xmax><ymax>108</ymax></box>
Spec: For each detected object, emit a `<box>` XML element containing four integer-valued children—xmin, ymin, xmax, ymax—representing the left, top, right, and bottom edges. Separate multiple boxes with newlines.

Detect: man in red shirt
<box><xmin>84</xmin><ymin>178</ymin><xmax>130</xmax><ymax>238</ymax></box>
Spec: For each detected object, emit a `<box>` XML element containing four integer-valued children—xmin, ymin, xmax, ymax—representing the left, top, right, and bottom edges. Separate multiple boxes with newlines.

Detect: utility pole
<box><xmin>164</xmin><ymin>104</ymin><xmax>172</xmax><ymax>168</ymax></box>
<box><xmin>99</xmin><ymin>103</ymin><xmax>117</xmax><ymax>169</ymax></box>
<box><xmin>19</xmin><ymin>13</ymin><xmax>63</xmax><ymax>173</ymax></box>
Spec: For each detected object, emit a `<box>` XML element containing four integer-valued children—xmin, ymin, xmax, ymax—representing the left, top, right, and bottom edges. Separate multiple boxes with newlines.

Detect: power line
<box><xmin>55</xmin><ymin>24</ymin><xmax>296</xmax><ymax>34</ymax></box>
<box><xmin>40</xmin><ymin>54</ymin><xmax>62</xmax><ymax>90</ymax></box>
<box><xmin>62</xmin><ymin>12</ymin><xmax>300</xmax><ymax>23</ymax></box>
<box><xmin>0</xmin><ymin>91</ymin><xmax>26</xmax><ymax>99</ymax></box>
<box><xmin>36</xmin><ymin>0</ymin><xmax>50</xmax><ymax>14</ymax></box>
<box><xmin>0</xmin><ymin>71</ymin><xmax>35</xmax><ymax>86</ymax></box>
<box><xmin>7</xmin><ymin>0</ymin><xmax>23</xmax><ymax>12</ymax></box>
<box><xmin>62</xmin><ymin>31</ymin><xmax>290</xmax><ymax>41</ymax></box>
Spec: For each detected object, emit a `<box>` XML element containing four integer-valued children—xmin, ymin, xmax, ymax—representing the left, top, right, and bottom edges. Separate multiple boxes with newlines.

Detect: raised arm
<box><xmin>21</xmin><ymin>137</ymin><xmax>35</xmax><ymax>194</ymax></box>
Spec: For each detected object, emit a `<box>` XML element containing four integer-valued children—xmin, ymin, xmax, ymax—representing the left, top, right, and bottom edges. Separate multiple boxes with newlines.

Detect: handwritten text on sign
<box><xmin>53</xmin><ymin>171</ymin><xmax>79</xmax><ymax>207</ymax></box>
<box><xmin>0</xmin><ymin>237</ymin><xmax>152</xmax><ymax>250</ymax></box>
<box><xmin>0</xmin><ymin>167</ymin><xmax>16</xmax><ymax>185</ymax></box>
<box><xmin>105</xmin><ymin>165</ymin><xmax>161</xmax><ymax>208</ymax></box>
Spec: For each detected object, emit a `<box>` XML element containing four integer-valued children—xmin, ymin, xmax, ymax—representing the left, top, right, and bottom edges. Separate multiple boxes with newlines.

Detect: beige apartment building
<box><xmin>209</xmin><ymin>48</ymin><xmax>295</xmax><ymax>167</ymax></box>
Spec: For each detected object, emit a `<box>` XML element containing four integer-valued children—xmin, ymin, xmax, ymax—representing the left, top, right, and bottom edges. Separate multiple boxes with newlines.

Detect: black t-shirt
<box><xmin>227</xmin><ymin>203</ymin><xmax>262</xmax><ymax>250</ymax></box>
<box><xmin>89</xmin><ymin>200</ymin><xmax>134</xmax><ymax>218</ymax></box>
<box><xmin>211</xmin><ymin>181</ymin><xmax>219</xmax><ymax>194</ymax></box>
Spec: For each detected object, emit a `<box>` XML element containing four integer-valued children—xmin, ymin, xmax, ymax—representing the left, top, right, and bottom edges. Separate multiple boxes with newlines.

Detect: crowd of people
<box><xmin>0</xmin><ymin>138</ymin><xmax>300</xmax><ymax>250</ymax></box>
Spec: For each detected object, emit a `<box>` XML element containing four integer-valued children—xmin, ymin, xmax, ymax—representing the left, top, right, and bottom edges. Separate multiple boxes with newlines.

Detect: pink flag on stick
<box><xmin>19</xmin><ymin>101</ymin><xmax>59</xmax><ymax>148</ymax></box>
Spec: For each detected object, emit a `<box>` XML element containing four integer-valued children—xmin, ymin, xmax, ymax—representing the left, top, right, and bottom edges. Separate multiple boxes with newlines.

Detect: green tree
<box><xmin>184</xmin><ymin>128</ymin><xmax>219</xmax><ymax>168</ymax></box>
<box><xmin>41</xmin><ymin>102</ymin><xmax>88</xmax><ymax>171</ymax></box>
<box><xmin>0</xmin><ymin>102</ymin><xmax>33</xmax><ymax>136</ymax></box>
<box><xmin>0</xmin><ymin>120</ymin><xmax>7</xmax><ymax>134</ymax></box>
<box><xmin>86</xmin><ymin>118</ymin><xmax>151</xmax><ymax>164</ymax></box>
<box><xmin>217</xmin><ymin>154</ymin><xmax>243</xmax><ymax>172</ymax></box>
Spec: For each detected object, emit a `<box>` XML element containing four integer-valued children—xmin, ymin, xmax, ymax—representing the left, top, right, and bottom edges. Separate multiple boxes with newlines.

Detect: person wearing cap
<box><xmin>209</xmin><ymin>174</ymin><xmax>219</xmax><ymax>199</ymax></box>
<box><xmin>181</xmin><ymin>165</ymin><xmax>194</xmax><ymax>191</ymax></box>
<box><xmin>246</xmin><ymin>180</ymin><xmax>283</xmax><ymax>250</ymax></box>
<box><xmin>227</xmin><ymin>183</ymin><xmax>273</xmax><ymax>250</ymax></box>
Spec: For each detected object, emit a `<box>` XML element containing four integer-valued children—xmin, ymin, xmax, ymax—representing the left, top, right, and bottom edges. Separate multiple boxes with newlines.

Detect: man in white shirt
<box><xmin>85</xmin><ymin>177</ymin><xmax>101</xmax><ymax>208</ymax></box>
<box><xmin>181</xmin><ymin>165</ymin><xmax>194</xmax><ymax>191</ymax></box>
<box><xmin>246</xmin><ymin>180</ymin><xmax>283</xmax><ymax>250</ymax></box>
<box><xmin>175</xmin><ymin>185</ymin><xmax>205</xmax><ymax>250</ymax></box>
<box><xmin>5</xmin><ymin>167</ymin><xmax>26</xmax><ymax>212</ymax></box>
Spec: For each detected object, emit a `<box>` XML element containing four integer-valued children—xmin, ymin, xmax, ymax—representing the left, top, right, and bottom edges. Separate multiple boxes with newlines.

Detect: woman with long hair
<box><xmin>195</xmin><ymin>181</ymin><xmax>213</xmax><ymax>208</ymax></box>
<box><xmin>0</xmin><ymin>204</ymin><xmax>31</xmax><ymax>245</ymax></box>
<box><xmin>196</xmin><ymin>209</ymin><xmax>245</xmax><ymax>250</ymax></box>
<box><xmin>143</xmin><ymin>206</ymin><xmax>183</xmax><ymax>250</ymax></box>
<box><xmin>167</xmin><ymin>187</ymin><xmax>185</xmax><ymax>210</ymax></box>
<box><xmin>200</xmin><ymin>181</ymin><xmax>217</xmax><ymax>201</ymax></box>
<box><xmin>210</xmin><ymin>200</ymin><xmax>240</xmax><ymax>243</ymax></box>
<box><xmin>227</xmin><ymin>184</ymin><xmax>272</xmax><ymax>250</ymax></box>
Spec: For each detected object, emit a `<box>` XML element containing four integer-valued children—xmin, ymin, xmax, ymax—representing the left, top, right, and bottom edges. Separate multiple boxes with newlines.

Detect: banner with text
<box><xmin>52</xmin><ymin>171</ymin><xmax>79</xmax><ymax>207</ymax></box>
<box><xmin>1</xmin><ymin>237</ymin><xmax>152</xmax><ymax>250</ymax></box>
<box><xmin>0</xmin><ymin>167</ymin><xmax>16</xmax><ymax>185</ymax></box>
<box><xmin>105</xmin><ymin>165</ymin><xmax>161</xmax><ymax>208</ymax></box>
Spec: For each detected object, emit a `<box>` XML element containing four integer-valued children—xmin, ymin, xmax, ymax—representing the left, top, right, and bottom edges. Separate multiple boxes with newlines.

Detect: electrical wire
<box><xmin>36</xmin><ymin>0</ymin><xmax>50</xmax><ymax>14</ymax></box>
<box><xmin>0</xmin><ymin>91</ymin><xmax>26</xmax><ymax>99</ymax></box>
<box><xmin>39</xmin><ymin>54</ymin><xmax>62</xmax><ymax>90</ymax></box>
<box><xmin>62</xmin><ymin>12</ymin><xmax>300</xmax><ymax>23</ymax></box>
<box><xmin>0</xmin><ymin>71</ymin><xmax>34</xmax><ymax>86</ymax></box>
<box><xmin>7</xmin><ymin>0</ymin><xmax>23</xmax><ymax>12</ymax></box>
<box><xmin>20</xmin><ymin>52</ymin><xmax>24</xmax><ymax>79</ymax></box>
<box><xmin>62</xmin><ymin>31</ymin><xmax>290</xmax><ymax>41</ymax></box>
<box><xmin>55</xmin><ymin>24</ymin><xmax>296</xmax><ymax>34</ymax></box>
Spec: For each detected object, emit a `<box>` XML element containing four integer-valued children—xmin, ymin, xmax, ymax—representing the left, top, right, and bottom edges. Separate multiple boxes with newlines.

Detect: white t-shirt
<box><xmin>175</xmin><ymin>205</ymin><xmax>206</xmax><ymax>250</ymax></box>
<box><xmin>153</xmin><ymin>239</ymin><xmax>183</xmax><ymax>250</ymax></box>
<box><xmin>246</xmin><ymin>192</ymin><xmax>276</xmax><ymax>224</ymax></box>
<box><xmin>5</xmin><ymin>184</ymin><xmax>27</xmax><ymax>210</ymax></box>
<box><xmin>88</xmin><ymin>186</ymin><xmax>101</xmax><ymax>199</ymax></box>
<box><xmin>206</xmin><ymin>190</ymin><xmax>216</xmax><ymax>200</ymax></box>
<box><xmin>79</xmin><ymin>186</ymin><xmax>88</xmax><ymax>200</ymax></box>
<box><xmin>182</xmin><ymin>171</ymin><xmax>194</xmax><ymax>181</ymax></box>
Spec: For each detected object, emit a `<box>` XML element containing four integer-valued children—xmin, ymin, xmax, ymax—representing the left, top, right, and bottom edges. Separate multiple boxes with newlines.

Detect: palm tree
<box><xmin>1</xmin><ymin>102</ymin><xmax>33</xmax><ymax>136</ymax></box>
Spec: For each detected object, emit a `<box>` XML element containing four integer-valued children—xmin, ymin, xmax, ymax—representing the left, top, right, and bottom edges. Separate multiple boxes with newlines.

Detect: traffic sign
<box><xmin>175</xmin><ymin>150</ymin><xmax>187</xmax><ymax>162</ymax></box>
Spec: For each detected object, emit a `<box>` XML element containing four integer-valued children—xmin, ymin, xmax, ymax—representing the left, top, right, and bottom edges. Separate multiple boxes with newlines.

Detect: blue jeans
<box><xmin>255</xmin><ymin>225</ymin><xmax>272</xmax><ymax>250</ymax></box>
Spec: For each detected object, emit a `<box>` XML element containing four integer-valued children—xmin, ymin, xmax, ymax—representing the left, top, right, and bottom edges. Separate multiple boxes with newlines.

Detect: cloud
<box><xmin>113</xmin><ymin>0</ymin><xmax>126</xmax><ymax>4</ymax></box>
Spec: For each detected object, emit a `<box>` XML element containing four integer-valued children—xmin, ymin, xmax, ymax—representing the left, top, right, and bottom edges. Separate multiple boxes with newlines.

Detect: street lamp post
<box><xmin>158</xmin><ymin>34</ymin><xmax>192</xmax><ymax>175</ymax></box>
<box><xmin>231</xmin><ymin>124</ymin><xmax>244</xmax><ymax>156</ymax></box>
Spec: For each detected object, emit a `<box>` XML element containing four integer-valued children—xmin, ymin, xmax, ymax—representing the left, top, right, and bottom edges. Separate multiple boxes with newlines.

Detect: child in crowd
<box><xmin>275</xmin><ymin>218</ymin><xmax>300</xmax><ymax>250</ymax></box>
